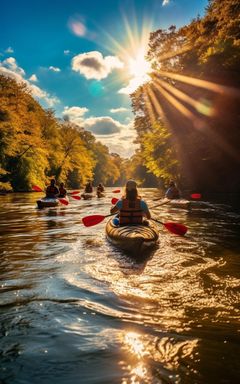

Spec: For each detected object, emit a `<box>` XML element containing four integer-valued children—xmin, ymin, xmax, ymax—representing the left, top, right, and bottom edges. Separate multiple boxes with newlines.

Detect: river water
<box><xmin>0</xmin><ymin>189</ymin><xmax>239</xmax><ymax>384</ymax></box>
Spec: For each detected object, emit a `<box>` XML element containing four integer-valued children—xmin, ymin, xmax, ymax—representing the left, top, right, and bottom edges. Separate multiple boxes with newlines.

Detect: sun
<box><xmin>129</xmin><ymin>48</ymin><xmax>151</xmax><ymax>83</ymax></box>
<box><xmin>129</xmin><ymin>49</ymin><xmax>151</xmax><ymax>78</ymax></box>
<box><xmin>118</xmin><ymin>48</ymin><xmax>151</xmax><ymax>94</ymax></box>
<box><xmin>101</xmin><ymin>14</ymin><xmax>154</xmax><ymax>94</ymax></box>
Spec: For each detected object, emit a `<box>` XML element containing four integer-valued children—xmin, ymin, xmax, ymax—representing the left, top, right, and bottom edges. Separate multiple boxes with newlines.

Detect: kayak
<box><xmin>105</xmin><ymin>219</ymin><xmax>159</xmax><ymax>255</ymax></box>
<box><xmin>37</xmin><ymin>197</ymin><xmax>59</xmax><ymax>208</ymax></box>
<box><xmin>81</xmin><ymin>193</ymin><xmax>93</xmax><ymax>200</ymax></box>
<box><xmin>97</xmin><ymin>191</ymin><xmax>105</xmax><ymax>198</ymax></box>
<box><xmin>159</xmin><ymin>198</ymin><xmax>211</xmax><ymax>209</ymax></box>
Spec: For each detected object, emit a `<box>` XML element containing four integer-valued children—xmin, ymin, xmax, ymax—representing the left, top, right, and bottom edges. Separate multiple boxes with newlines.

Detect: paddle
<box><xmin>32</xmin><ymin>185</ymin><xmax>69</xmax><ymax>205</ymax></box>
<box><xmin>82</xmin><ymin>214</ymin><xmax>113</xmax><ymax>227</ymax></box>
<box><xmin>32</xmin><ymin>185</ymin><xmax>43</xmax><ymax>192</ymax></box>
<box><xmin>33</xmin><ymin>185</ymin><xmax>80</xmax><ymax>195</ymax></box>
<box><xmin>58</xmin><ymin>198</ymin><xmax>69</xmax><ymax>205</ymax></box>
<box><xmin>151</xmin><ymin>218</ymin><xmax>187</xmax><ymax>236</ymax></box>
<box><xmin>82</xmin><ymin>213</ymin><xmax>187</xmax><ymax>236</ymax></box>
<box><xmin>70</xmin><ymin>195</ymin><xmax>81</xmax><ymax>200</ymax></box>
<box><xmin>190</xmin><ymin>193</ymin><xmax>201</xmax><ymax>199</ymax></box>
<box><xmin>153</xmin><ymin>193</ymin><xmax>202</xmax><ymax>201</ymax></box>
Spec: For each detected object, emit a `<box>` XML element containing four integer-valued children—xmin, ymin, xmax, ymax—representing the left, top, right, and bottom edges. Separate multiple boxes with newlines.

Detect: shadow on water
<box><xmin>0</xmin><ymin>190</ymin><xmax>240</xmax><ymax>383</ymax></box>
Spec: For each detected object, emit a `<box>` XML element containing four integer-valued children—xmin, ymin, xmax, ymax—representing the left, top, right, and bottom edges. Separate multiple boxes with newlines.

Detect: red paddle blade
<box><xmin>191</xmin><ymin>193</ymin><xmax>201</xmax><ymax>199</ymax></box>
<box><xmin>70</xmin><ymin>191</ymin><xmax>80</xmax><ymax>195</ymax></box>
<box><xmin>82</xmin><ymin>215</ymin><xmax>106</xmax><ymax>227</ymax></box>
<box><xmin>112</xmin><ymin>189</ymin><xmax>120</xmax><ymax>193</ymax></box>
<box><xmin>71</xmin><ymin>195</ymin><xmax>81</xmax><ymax>200</ymax></box>
<box><xmin>111</xmin><ymin>197</ymin><xmax>119</xmax><ymax>205</ymax></box>
<box><xmin>58</xmin><ymin>198</ymin><xmax>69</xmax><ymax>205</ymax></box>
<box><xmin>164</xmin><ymin>222</ymin><xmax>188</xmax><ymax>236</ymax></box>
<box><xmin>32</xmin><ymin>185</ymin><xmax>43</xmax><ymax>192</ymax></box>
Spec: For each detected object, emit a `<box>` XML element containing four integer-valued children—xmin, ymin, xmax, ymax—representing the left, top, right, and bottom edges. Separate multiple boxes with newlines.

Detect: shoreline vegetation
<box><xmin>1</xmin><ymin>0</ymin><xmax>239</xmax><ymax>198</ymax></box>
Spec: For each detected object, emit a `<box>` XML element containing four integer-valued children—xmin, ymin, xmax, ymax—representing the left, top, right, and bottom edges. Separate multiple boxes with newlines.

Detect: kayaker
<box><xmin>97</xmin><ymin>183</ymin><xmax>104</xmax><ymax>193</ymax></box>
<box><xmin>46</xmin><ymin>179</ymin><xmax>59</xmax><ymax>198</ymax></box>
<box><xmin>85</xmin><ymin>181</ymin><xmax>93</xmax><ymax>193</ymax></box>
<box><xmin>58</xmin><ymin>182</ymin><xmax>67</xmax><ymax>198</ymax></box>
<box><xmin>110</xmin><ymin>179</ymin><xmax>151</xmax><ymax>225</ymax></box>
<box><xmin>165</xmin><ymin>181</ymin><xmax>180</xmax><ymax>199</ymax></box>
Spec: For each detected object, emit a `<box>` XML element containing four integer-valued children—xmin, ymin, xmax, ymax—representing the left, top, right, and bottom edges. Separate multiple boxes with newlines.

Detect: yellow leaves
<box><xmin>0</xmin><ymin>74</ymin><xmax>127</xmax><ymax>190</ymax></box>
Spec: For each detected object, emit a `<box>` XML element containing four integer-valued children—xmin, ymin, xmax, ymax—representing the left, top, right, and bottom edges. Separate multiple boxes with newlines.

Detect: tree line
<box><xmin>0</xmin><ymin>75</ymin><xmax>156</xmax><ymax>191</ymax></box>
<box><xmin>0</xmin><ymin>75</ymin><xmax>124</xmax><ymax>191</ymax></box>
<box><xmin>131</xmin><ymin>0</ymin><xmax>240</xmax><ymax>193</ymax></box>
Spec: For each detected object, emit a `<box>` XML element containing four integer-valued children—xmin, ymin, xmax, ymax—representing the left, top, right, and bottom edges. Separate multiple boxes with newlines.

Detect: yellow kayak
<box><xmin>105</xmin><ymin>219</ymin><xmax>159</xmax><ymax>255</ymax></box>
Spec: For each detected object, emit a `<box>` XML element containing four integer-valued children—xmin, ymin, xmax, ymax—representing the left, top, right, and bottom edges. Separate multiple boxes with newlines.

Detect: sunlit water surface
<box><xmin>0</xmin><ymin>189</ymin><xmax>240</xmax><ymax>384</ymax></box>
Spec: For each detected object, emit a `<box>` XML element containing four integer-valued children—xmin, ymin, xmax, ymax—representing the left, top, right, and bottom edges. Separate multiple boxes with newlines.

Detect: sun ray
<box><xmin>157</xmin><ymin>44</ymin><xmax>192</xmax><ymax>63</ymax></box>
<box><xmin>152</xmin><ymin>81</ymin><xmax>198</xmax><ymax>121</ymax></box>
<box><xmin>157</xmin><ymin>70</ymin><xmax>240</xmax><ymax>97</ymax></box>
<box><xmin>143</xmin><ymin>86</ymin><xmax>157</xmax><ymax>126</ymax></box>
<box><xmin>153</xmin><ymin>75</ymin><xmax>215</xmax><ymax>117</ymax></box>
<box><xmin>145</xmin><ymin>84</ymin><xmax>165</xmax><ymax>121</ymax></box>
<box><xmin>150</xmin><ymin>81</ymin><xmax>240</xmax><ymax>162</ymax></box>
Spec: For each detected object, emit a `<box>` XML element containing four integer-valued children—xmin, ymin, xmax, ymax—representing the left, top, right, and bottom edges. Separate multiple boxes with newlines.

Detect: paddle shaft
<box><xmin>149</xmin><ymin>199</ymin><xmax>170</xmax><ymax>209</ymax></box>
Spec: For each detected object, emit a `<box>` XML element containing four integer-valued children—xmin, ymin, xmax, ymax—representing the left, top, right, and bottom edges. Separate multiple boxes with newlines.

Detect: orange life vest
<box><xmin>119</xmin><ymin>198</ymin><xmax>143</xmax><ymax>225</ymax></box>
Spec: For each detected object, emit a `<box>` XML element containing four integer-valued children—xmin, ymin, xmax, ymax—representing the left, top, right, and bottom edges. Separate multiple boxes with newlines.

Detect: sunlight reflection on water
<box><xmin>0</xmin><ymin>190</ymin><xmax>240</xmax><ymax>383</ymax></box>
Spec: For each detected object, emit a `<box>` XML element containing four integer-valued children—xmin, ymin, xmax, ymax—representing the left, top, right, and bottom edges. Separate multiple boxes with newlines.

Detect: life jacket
<box><xmin>46</xmin><ymin>185</ymin><xmax>59</xmax><ymax>197</ymax></box>
<box><xmin>85</xmin><ymin>185</ymin><xmax>93</xmax><ymax>193</ymax></box>
<box><xmin>119</xmin><ymin>198</ymin><xmax>143</xmax><ymax>225</ymax></box>
<box><xmin>59</xmin><ymin>187</ymin><xmax>66</xmax><ymax>197</ymax></box>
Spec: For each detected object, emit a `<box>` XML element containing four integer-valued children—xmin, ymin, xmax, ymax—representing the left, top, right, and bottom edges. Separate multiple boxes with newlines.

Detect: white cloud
<box><xmin>2</xmin><ymin>57</ymin><xmax>25</xmax><ymax>76</ymax></box>
<box><xmin>0</xmin><ymin>57</ymin><xmax>59</xmax><ymax>107</ymax></box>
<box><xmin>83</xmin><ymin>116</ymin><xmax>123</xmax><ymax>135</ymax></box>
<box><xmin>5</xmin><ymin>47</ymin><xmax>14</xmax><ymax>53</ymax></box>
<box><xmin>118</xmin><ymin>73</ymin><xmax>150</xmax><ymax>94</ymax></box>
<box><xmin>72</xmin><ymin>51</ymin><xmax>124</xmax><ymax>80</ymax></box>
<box><xmin>63</xmin><ymin>110</ymin><xmax>137</xmax><ymax>157</ymax></box>
<box><xmin>63</xmin><ymin>106</ymin><xmax>89</xmax><ymax>124</ymax></box>
<box><xmin>162</xmin><ymin>0</ymin><xmax>170</xmax><ymax>6</ymax></box>
<box><xmin>29</xmin><ymin>74</ymin><xmax>38</xmax><ymax>82</ymax></box>
<box><xmin>49</xmin><ymin>66</ymin><xmax>61</xmax><ymax>72</ymax></box>
<box><xmin>110</xmin><ymin>107</ymin><xmax>128</xmax><ymax>113</ymax></box>
<box><xmin>92</xmin><ymin>119</ymin><xmax>138</xmax><ymax>157</ymax></box>
<box><xmin>64</xmin><ymin>50</ymin><xmax>70</xmax><ymax>55</ymax></box>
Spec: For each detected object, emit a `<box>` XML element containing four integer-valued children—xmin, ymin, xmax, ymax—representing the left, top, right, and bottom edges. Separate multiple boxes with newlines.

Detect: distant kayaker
<box><xmin>85</xmin><ymin>181</ymin><xmax>93</xmax><ymax>193</ymax></box>
<box><xmin>97</xmin><ymin>183</ymin><xmax>104</xmax><ymax>193</ymax></box>
<box><xmin>97</xmin><ymin>183</ymin><xmax>105</xmax><ymax>198</ymax></box>
<box><xmin>110</xmin><ymin>179</ymin><xmax>151</xmax><ymax>225</ymax></box>
<box><xmin>46</xmin><ymin>179</ymin><xmax>59</xmax><ymax>198</ymax></box>
<box><xmin>58</xmin><ymin>182</ymin><xmax>67</xmax><ymax>198</ymax></box>
<box><xmin>165</xmin><ymin>181</ymin><xmax>180</xmax><ymax>199</ymax></box>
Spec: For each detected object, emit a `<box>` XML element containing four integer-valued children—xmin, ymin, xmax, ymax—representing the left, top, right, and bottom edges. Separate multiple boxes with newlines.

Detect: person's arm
<box><xmin>165</xmin><ymin>188</ymin><xmax>172</xmax><ymax>199</ymax></box>
<box><xmin>110</xmin><ymin>205</ymin><xmax>119</xmax><ymax>214</ymax></box>
<box><xmin>110</xmin><ymin>200</ymin><xmax>122</xmax><ymax>214</ymax></box>
<box><xmin>141</xmin><ymin>200</ymin><xmax>151</xmax><ymax>219</ymax></box>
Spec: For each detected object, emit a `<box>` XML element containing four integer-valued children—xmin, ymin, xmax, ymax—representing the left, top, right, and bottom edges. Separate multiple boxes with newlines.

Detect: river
<box><xmin>0</xmin><ymin>189</ymin><xmax>239</xmax><ymax>384</ymax></box>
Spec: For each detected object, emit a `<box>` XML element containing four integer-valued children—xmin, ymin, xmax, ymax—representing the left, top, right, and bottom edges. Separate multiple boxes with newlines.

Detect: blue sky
<box><xmin>1</xmin><ymin>0</ymin><xmax>209</xmax><ymax>157</ymax></box>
